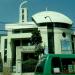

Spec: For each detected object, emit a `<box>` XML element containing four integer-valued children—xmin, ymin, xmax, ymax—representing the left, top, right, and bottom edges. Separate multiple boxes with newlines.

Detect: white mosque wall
<box><xmin>38</xmin><ymin>26</ymin><xmax>48</xmax><ymax>54</ymax></box>
<box><xmin>54</xmin><ymin>27</ymin><xmax>72</xmax><ymax>54</ymax></box>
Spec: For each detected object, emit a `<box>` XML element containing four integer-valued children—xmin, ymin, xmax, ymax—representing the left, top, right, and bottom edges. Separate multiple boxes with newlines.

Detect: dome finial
<box><xmin>46</xmin><ymin>7</ymin><xmax>48</xmax><ymax>11</ymax></box>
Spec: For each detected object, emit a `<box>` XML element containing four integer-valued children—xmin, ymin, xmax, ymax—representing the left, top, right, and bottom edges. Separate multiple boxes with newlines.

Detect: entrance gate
<box><xmin>16</xmin><ymin>46</ymin><xmax>38</xmax><ymax>75</ymax></box>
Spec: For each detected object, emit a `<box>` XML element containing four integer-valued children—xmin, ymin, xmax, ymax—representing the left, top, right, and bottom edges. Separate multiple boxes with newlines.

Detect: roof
<box><xmin>47</xmin><ymin>54</ymin><xmax>75</xmax><ymax>58</ymax></box>
<box><xmin>32</xmin><ymin>11</ymin><xmax>73</xmax><ymax>25</ymax></box>
<box><xmin>5</xmin><ymin>22</ymin><xmax>37</xmax><ymax>30</ymax></box>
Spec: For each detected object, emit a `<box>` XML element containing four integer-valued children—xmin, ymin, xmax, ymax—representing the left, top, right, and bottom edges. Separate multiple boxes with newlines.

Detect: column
<box><xmin>16</xmin><ymin>47</ymin><xmax>22</xmax><ymax>75</ymax></box>
<box><xmin>6</xmin><ymin>36</ymin><xmax>12</xmax><ymax>75</ymax></box>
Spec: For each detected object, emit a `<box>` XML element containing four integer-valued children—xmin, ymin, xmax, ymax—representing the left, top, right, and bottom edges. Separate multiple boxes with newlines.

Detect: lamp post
<box><xmin>45</xmin><ymin>16</ymin><xmax>55</xmax><ymax>53</ymax></box>
<box><xmin>45</xmin><ymin>16</ymin><xmax>55</xmax><ymax>27</ymax></box>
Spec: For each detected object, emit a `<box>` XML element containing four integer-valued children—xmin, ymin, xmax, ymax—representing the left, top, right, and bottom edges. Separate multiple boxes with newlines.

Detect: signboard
<box><xmin>61</xmin><ymin>40</ymin><xmax>72</xmax><ymax>54</ymax></box>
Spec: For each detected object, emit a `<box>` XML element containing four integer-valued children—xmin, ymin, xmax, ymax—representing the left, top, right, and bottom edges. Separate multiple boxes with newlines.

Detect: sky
<box><xmin>0</xmin><ymin>0</ymin><xmax>75</xmax><ymax>26</ymax></box>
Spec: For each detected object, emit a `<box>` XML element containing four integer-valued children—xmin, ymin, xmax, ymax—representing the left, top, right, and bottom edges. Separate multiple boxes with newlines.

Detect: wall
<box><xmin>54</xmin><ymin>27</ymin><xmax>72</xmax><ymax>54</ymax></box>
<box><xmin>38</xmin><ymin>26</ymin><xmax>48</xmax><ymax>54</ymax></box>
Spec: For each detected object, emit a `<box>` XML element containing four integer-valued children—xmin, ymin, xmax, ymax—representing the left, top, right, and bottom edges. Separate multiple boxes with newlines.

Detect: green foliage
<box><xmin>31</xmin><ymin>30</ymin><xmax>42</xmax><ymax>45</ymax></box>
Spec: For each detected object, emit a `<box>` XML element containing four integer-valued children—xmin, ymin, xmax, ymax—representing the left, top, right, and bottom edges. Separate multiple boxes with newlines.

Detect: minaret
<box><xmin>19</xmin><ymin>1</ymin><xmax>28</xmax><ymax>23</ymax></box>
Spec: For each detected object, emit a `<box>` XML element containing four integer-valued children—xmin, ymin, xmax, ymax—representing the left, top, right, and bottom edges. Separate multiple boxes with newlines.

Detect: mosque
<box><xmin>0</xmin><ymin>1</ymin><xmax>75</xmax><ymax>75</ymax></box>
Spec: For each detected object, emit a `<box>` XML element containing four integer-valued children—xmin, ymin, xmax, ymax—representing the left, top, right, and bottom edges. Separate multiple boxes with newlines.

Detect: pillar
<box><xmin>16</xmin><ymin>47</ymin><xmax>22</xmax><ymax>75</ymax></box>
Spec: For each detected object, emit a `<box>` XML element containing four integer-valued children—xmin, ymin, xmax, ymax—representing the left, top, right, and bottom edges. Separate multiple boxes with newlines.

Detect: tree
<box><xmin>31</xmin><ymin>30</ymin><xmax>42</xmax><ymax>45</ymax></box>
<box><xmin>31</xmin><ymin>30</ymin><xmax>44</xmax><ymax>54</ymax></box>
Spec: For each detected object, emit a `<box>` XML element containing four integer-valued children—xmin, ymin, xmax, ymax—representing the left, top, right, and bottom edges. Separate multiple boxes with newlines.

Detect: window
<box><xmin>22</xmin><ymin>9</ymin><xmax>24</xmax><ymax>22</ymax></box>
<box><xmin>51</xmin><ymin>57</ymin><xmax>75</xmax><ymax>74</ymax></box>
<box><xmin>54</xmin><ymin>23</ymin><xmax>71</xmax><ymax>28</ymax></box>
<box><xmin>12</xmin><ymin>29</ymin><xmax>20</xmax><ymax>33</ymax></box>
<box><xmin>4</xmin><ymin>50</ymin><xmax>7</xmax><ymax>63</ymax></box>
<box><xmin>22</xmin><ymin>9</ymin><xmax>24</xmax><ymax>13</ymax></box>
<box><xmin>12</xmin><ymin>28</ymin><xmax>37</xmax><ymax>33</ymax></box>
<box><xmin>62</xmin><ymin>32</ymin><xmax>66</xmax><ymax>38</ymax></box>
<box><xmin>22</xmin><ymin>14</ymin><xmax>24</xmax><ymax>20</ymax></box>
<box><xmin>4</xmin><ymin>39</ymin><xmax>7</xmax><ymax>63</ymax></box>
<box><xmin>61</xmin><ymin>58</ymin><xmax>75</xmax><ymax>74</ymax></box>
<box><xmin>52</xmin><ymin>57</ymin><xmax>61</xmax><ymax>74</ymax></box>
<box><xmin>4</xmin><ymin>39</ymin><xmax>7</xmax><ymax>49</ymax></box>
<box><xmin>61</xmin><ymin>40</ymin><xmax>72</xmax><ymax>54</ymax></box>
<box><xmin>0</xmin><ymin>53</ymin><xmax>3</xmax><ymax>72</ymax></box>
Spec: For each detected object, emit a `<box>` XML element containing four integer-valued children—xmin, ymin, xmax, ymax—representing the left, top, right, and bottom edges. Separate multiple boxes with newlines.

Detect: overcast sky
<box><xmin>0</xmin><ymin>0</ymin><xmax>75</xmax><ymax>26</ymax></box>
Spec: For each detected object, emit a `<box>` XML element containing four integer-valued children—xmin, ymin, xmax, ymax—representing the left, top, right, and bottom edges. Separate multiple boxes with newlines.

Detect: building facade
<box><xmin>0</xmin><ymin>1</ymin><xmax>75</xmax><ymax>75</ymax></box>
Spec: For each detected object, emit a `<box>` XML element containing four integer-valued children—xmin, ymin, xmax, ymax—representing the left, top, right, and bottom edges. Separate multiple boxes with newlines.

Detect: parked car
<box><xmin>34</xmin><ymin>54</ymin><xmax>75</xmax><ymax>75</ymax></box>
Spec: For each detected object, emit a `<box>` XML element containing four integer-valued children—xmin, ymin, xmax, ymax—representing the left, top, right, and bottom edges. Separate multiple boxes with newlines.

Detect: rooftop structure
<box><xmin>0</xmin><ymin>1</ymin><xmax>75</xmax><ymax>75</ymax></box>
<box><xmin>32</xmin><ymin>11</ymin><xmax>72</xmax><ymax>24</ymax></box>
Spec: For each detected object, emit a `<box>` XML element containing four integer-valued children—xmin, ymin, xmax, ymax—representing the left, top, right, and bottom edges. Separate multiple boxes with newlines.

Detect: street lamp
<box><xmin>45</xmin><ymin>16</ymin><xmax>55</xmax><ymax>53</ymax></box>
<box><xmin>45</xmin><ymin>16</ymin><xmax>52</xmax><ymax>22</ymax></box>
<box><xmin>45</xmin><ymin>16</ymin><xmax>55</xmax><ymax>27</ymax></box>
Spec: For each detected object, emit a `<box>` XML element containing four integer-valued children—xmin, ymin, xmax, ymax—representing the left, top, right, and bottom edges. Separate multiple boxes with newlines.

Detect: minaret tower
<box><xmin>19</xmin><ymin>1</ymin><xmax>28</xmax><ymax>23</ymax></box>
